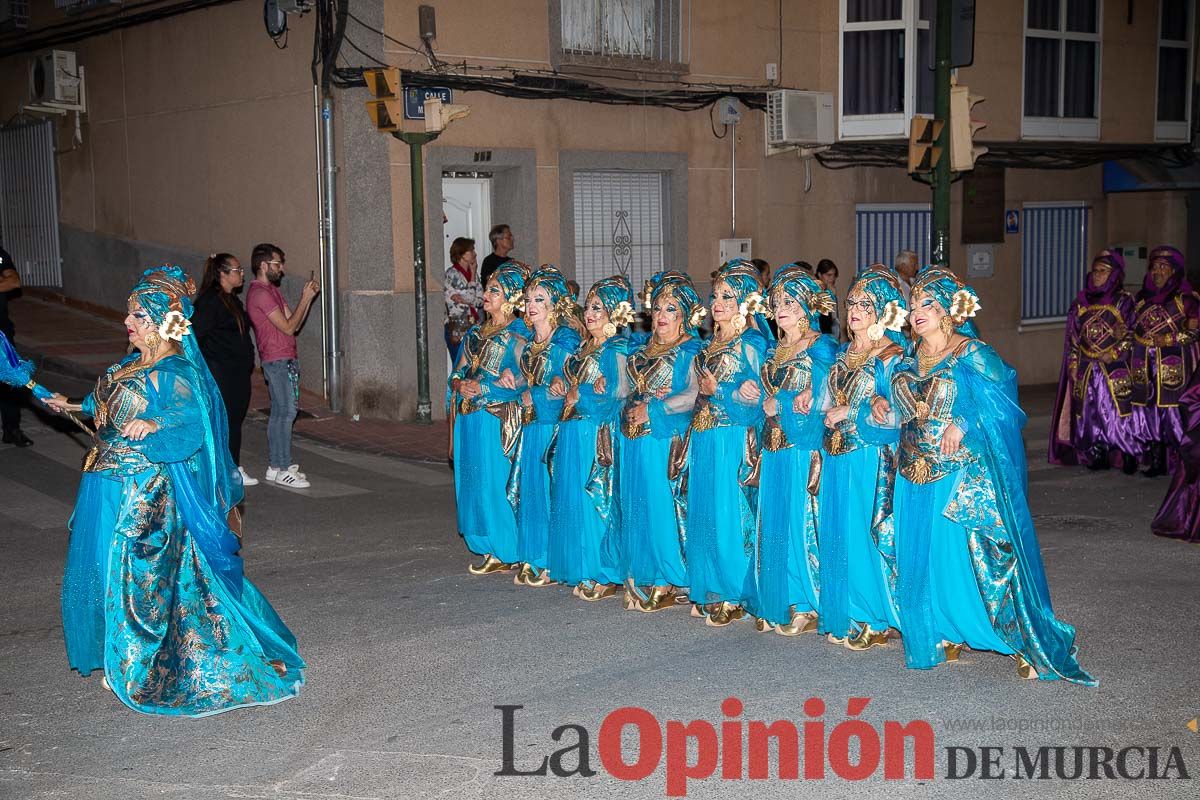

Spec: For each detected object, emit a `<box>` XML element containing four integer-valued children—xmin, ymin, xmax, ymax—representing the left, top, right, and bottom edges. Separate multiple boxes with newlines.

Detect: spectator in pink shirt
<box><xmin>246</xmin><ymin>243</ymin><xmax>320</xmax><ymax>488</ymax></box>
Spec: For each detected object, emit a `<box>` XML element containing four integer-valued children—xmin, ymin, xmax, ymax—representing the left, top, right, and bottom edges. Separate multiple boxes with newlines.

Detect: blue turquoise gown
<box><xmin>817</xmin><ymin>344</ymin><xmax>905</xmax><ymax>639</ymax></box>
<box><xmin>546</xmin><ymin>335</ymin><xmax>628</xmax><ymax>586</ymax></box>
<box><xmin>512</xmin><ymin>325</ymin><xmax>582</xmax><ymax>573</ymax></box>
<box><xmin>684</xmin><ymin>330</ymin><xmax>768</xmax><ymax>607</ymax></box>
<box><xmin>750</xmin><ymin>335</ymin><xmax>838</xmax><ymax>626</ymax></box>
<box><xmin>616</xmin><ymin>336</ymin><xmax>702</xmax><ymax>588</ymax></box>
<box><xmin>449</xmin><ymin>319</ymin><xmax>528</xmax><ymax>564</ymax></box>
<box><xmin>891</xmin><ymin>340</ymin><xmax>1096</xmax><ymax>685</ymax></box>
<box><xmin>61</xmin><ymin>354</ymin><xmax>304</xmax><ymax>717</ymax></box>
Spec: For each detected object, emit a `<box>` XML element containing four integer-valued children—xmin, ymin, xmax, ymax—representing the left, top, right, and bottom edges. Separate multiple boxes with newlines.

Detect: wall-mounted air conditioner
<box><xmin>1113</xmin><ymin>243</ymin><xmax>1148</xmax><ymax>290</ymax></box>
<box><xmin>29</xmin><ymin>50</ymin><xmax>82</xmax><ymax>108</ymax></box>
<box><xmin>766</xmin><ymin>90</ymin><xmax>835</xmax><ymax>151</ymax></box>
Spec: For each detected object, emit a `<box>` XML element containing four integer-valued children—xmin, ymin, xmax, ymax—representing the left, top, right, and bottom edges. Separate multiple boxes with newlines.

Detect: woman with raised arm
<box><xmin>817</xmin><ymin>265</ymin><xmax>907</xmax><ymax>652</ymax></box>
<box><xmin>547</xmin><ymin>276</ymin><xmax>636</xmax><ymax>600</ymax></box>
<box><xmin>510</xmin><ymin>266</ymin><xmax>583</xmax><ymax>587</ymax></box>
<box><xmin>750</xmin><ymin>265</ymin><xmax>839</xmax><ymax>635</ymax></box>
<box><xmin>618</xmin><ymin>272</ymin><xmax>704</xmax><ymax>613</ymax></box>
<box><xmin>448</xmin><ymin>261</ymin><xmax>529</xmax><ymax>576</ymax></box>
<box><xmin>46</xmin><ymin>266</ymin><xmax>304</xmax><ymax>716</ymax></box>
<box><xmin>887</xmin><ymin>266</ymin><xmax>1095</xmax><ymax>685</ymax></box>
<box><xmin>683</xmin><ymin>259</ymin><xmax>770</xmax><ymax>627</ymax></box>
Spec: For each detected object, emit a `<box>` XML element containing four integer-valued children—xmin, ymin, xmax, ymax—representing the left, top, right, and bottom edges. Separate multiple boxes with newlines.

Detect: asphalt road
<box><xmin>1</xmin><ymin>376</ymin><xmax>1198</xmax><ymax>799</ymax></box>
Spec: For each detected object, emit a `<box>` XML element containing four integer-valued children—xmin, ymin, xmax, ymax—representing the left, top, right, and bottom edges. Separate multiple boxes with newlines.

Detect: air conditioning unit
<box><xmin>766</xmin><ymin>90</ymin><xmax>835</xmax><ymax>149</ymax></box>
<box><xmin>29</xmin><ymin>50</ymin><xmax>81</xmax><ymax>107</ymax></box>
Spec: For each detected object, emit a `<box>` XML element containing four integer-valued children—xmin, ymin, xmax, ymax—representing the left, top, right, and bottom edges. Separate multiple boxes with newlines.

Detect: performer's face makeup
<box><xmin>710</xmin><ymin>281</ymin><xmax>737</xmax><ymax>323</ymax></box>
<box><xmin>1090</xmin><ymin>262</ymin><xmax>1112</xmax><ymax>288</ymax></box>
<box><xmin>909</xmin><ymin>293</ymin><xmax>945</xmax><ymax>337</ymax></box>
<box><xmin>651</xmin><ymin>295</ymin><xmax>682</xmax><ymax>341</ymax></box>
<box><xmin>124</xmin><ymin>300</ymin><xmax>155</xmax><ymax>347</ymax></box>
<box><xmin>523</xmin><ymin>285</ymin><xmax>552</xmax><ymax>329</ymax></box>
<box><xmin>583</xmin><ymin>293</ymin><xmax>609</xmax><ymax>336</ymax></box>
<box><xmin>845</xmin><ymin>291</ymin><xmax>876</xmax><ymax>333</ymax></box>
<box><xmin>482</xmin><ymin>277</ymin><xmax>505</xmax><ymax>317</ymax></box>
<box><xmin>1150</xmin><ymin>259</ymin><xmax>1172</xmax><ymax>288</ymax></box>
<box><xmin>771</xmin><ymin>290</ymin><xmax>803</xmax><ymax>334</ymax></box>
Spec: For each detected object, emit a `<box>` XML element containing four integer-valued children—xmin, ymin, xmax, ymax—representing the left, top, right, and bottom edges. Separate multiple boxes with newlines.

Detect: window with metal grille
<box><xmin>1021</xmin><ymin>202</ymin><xmax>1090</xmax><ymax>323</ymax></box>
<box><xmin>554</xmin><ymin>0</ymin><xmax>688</xmax><ymax>70</ymax></box>
<box><xmin>855</xmin><ymin>204</ymin><xmax>931</xmax><ymax>273</ymax></box>
<box><xmin>1157</xmin><ymin>0</ymin><xmax>1194</xmax><ymax>141</ymax></box>
<box><xmin>1022</xmin><ymin>0</ymin><xmax>1102</xmax><ymax>139</ymax></box>
<box><xmin>572</xmin><ymin>170</ymin><xmax>667</xmax><ymax>296</ymax></box>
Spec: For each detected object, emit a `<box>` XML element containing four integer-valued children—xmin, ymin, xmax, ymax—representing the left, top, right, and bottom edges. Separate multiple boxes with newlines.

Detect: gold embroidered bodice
<box><xmin>760</xmin><ymin>344</ymin><xmax>816</xmax><ymax>452</ymax></box>
<box><xmin>560</xmin><ymin>345</ymin><xmax>603</xmax><ymax>423</ymax></box>
<box><xmin>83</xmin><ymin>361</ymin><xmax>155</xmax><ymax>474</ymax></box>
<box><xmin>622</xmin><ymin>345</ymin><xmax>680</xmax><ymax>439</ymax></box>
<box><xmin>893</xmin><ymin>356</ymin><xmax>973</xmax><ymax>484</ymax></box>
<box><xmin>823</xmin><ymin>347</ymin><xmax>896</xmax><ymax>456</ymax></box>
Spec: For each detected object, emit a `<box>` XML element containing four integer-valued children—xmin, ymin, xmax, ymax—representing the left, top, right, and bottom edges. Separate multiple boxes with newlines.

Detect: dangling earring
<box><xmin>866</xmin><ymin>322</ymin><xmax>884</xmax><ymax>342</ymax></box>
<box><xmin>602</xmin><ymin>322</ymin><xmax>617</xmax><ymax>338</ymax></box>
<box><xmin>731</xmin><ymin>314</ymin><xmax>747</xmax><ymax>334</ymax></box>
<box><xmin>939</xmin><ymin>316</ymin><xmax>955</xmax><ymax>335</ymax></box>
<box><xmin>143</xmin><ymin>328</ymin><xmax>162</xmax><ymax>356</ymax></box>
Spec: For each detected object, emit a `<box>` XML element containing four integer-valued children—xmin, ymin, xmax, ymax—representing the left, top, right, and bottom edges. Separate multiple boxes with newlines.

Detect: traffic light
<box><xmin>364</xmin><ymin>67</ymin><xmax>403</xmax><ymax>132</ymax></box>
<box><xmin>907</xmin><ymin>116</ymin><xmax>944</xmax><ymax>174</ymax></box>
<box><xmin>423</xmin><ymin>97</ymin><xmax>470</xmax><ymax>133</ymax></box>
<box><xmin>949</xmin><ymin>84</ymin><xmax>987</xmax><ymax>172</ymax></box>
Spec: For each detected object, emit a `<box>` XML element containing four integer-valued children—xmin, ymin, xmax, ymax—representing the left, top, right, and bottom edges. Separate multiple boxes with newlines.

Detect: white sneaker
<box><xmin>238</xmin><ymin>466</ymin><xmax>259</xmax><ymax>486</ymax></box>
<box><xmin>273</xmin><ymin>467</ymin><xmax>310</xmax><ymax>489</ymax></box>
<box><xmin>265</xmin><ymin>464</ymin><xmax>307</xmax><ymax>482</ymax></box>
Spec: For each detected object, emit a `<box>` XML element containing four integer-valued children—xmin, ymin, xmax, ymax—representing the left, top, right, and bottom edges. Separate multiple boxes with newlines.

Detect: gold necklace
<box><xmin>845</xmin><ymin>344</ymin><xmax>874</xmax><ymax>370</ymax></box>
<box><xmin>918</xmin><ymin>338</ymin><xmax>954</xmax><ymax>375</ymax></box>
<box><xmin>527</xmin><ymin>335</ymin><xmax>552</xmax><ymax>357</ymax></box>
<box><xmin>480</xmin><ymin>317</ymin><xmax>507</xmax><ymax>338</ymax></box>
<box><xmin>644</xmin><ymin>332</ymin><xmax>685</xmax><ymax>357</ymax></box>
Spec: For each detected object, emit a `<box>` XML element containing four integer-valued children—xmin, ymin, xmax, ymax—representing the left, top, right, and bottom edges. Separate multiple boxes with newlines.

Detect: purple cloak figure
<box><xmin>1151</xmin><ymin>373</ymin><xmax>1200</xmax><ymax>542</ymax></box>
<box><xmin>1130</xmin><ymin>246</ymin><xmax>1200</xmax><ymax>477</ymax></box>
<box><xmin>1048</xmin><ymin>248</ymin><xmax>1144</xmax><ymax>471</ymax></box>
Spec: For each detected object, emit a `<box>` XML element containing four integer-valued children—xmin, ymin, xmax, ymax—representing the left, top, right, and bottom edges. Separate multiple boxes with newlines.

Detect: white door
<box><xmin>442</xmin><ymin>177</ymin><xmax>491</xmax><ymax>257</ymax></box>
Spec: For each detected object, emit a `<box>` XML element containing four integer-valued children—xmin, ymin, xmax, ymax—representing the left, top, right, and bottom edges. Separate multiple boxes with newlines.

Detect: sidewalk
<box><xmin>8</xmin><ymin>292</ymin><xmax>449</xmax><ymax>463</ymax></box>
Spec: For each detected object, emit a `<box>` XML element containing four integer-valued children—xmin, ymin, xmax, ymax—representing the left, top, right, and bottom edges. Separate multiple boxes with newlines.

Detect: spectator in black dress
<box><xmin>816</xmin><ymin>259</ymin><xmax>841</xmax><ymax>338</ymax></box>
<box><xmin>0</xmin><ymin>243</ymin><xmax>31</xmax><ymax>447</ymax></box>
<box><xmin>192</xmin><ymin>252</ymin><xmax>258</xmax><ymax>486</ymax></box>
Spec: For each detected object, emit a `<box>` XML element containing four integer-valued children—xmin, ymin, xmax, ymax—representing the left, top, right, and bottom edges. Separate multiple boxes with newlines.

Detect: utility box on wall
<box><xmin>719</xmin><ymin>238</ymin><xmax>752</xmax><ymax>264</ymax></box>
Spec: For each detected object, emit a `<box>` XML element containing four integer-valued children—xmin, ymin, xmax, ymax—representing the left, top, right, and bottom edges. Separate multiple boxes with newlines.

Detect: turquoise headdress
<box><xmin>587</xmin><ymin>275</ymin><xmax>636</xmax><ymax>330</ymax></box>
<box><xmin>910</xmin><ymin>265</ymin><xmax>982</xmax><ymax>338</ymax></box>
<box><xmin>526</xmin><ymin>264</ymin><xmax>582</xmax><ymax>330</ymax></box>
<box><xmin>768</xmin><ymin>263</ymin><xmax>836</xmax><ymax>332</ymax></box>
<box><xmin>644</xmin><ymin>271</ymin><xmax>705</xmax><ymax>333</ymax></box>
<box><xmin>711</xmin><ymin>258</ymin><xmax>771</xmax><ymax>338</ymax></box>
<box><xmin>849</xmin><ymin>263</ymin><xmax>909</xmax><ymax>346</ymax></box>
<box><xmin>492</xmin><ymin>260</ymin><xmax>530</xmax><ymax>315</ymax></box>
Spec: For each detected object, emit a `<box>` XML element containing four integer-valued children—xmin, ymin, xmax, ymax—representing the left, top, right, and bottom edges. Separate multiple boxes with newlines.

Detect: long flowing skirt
<box><xmin>1152</xmin><ymin>380</ymin><xmax>1200</xmax><ymax>542</ymax></box>
<box><xmin>62</xmin><ymin>471</ymin><xmax>304</xmax><ymax>717</ymax></box>
<box><xmin>515</xmin><ymin>422</ymin><xmax>555</xmax><ymax>570</ymax></box>
<box><xmin>816</xmin><ymin>447</ymin><xmax>899</xmax><ymax>638</ymax></box>
<box><xmin>617</xmin><ymin>434</ymin><xmax>687</xmax><ymax>588</ymax></box>
<box><xmin>686</xmin><ymin>426</ymin><xmax>756</xmax><ymax>607</ymax></box>
<box><xmin>894</xmin><ymin>472</ymin><xmax>1014</xmax><ymax>668</ymax></box>
<box><xmin>1073</xmin><ymin>368</ymin><xmax>1147</xmax><ymax>458</ymax></box>
<box><xmin>751</xmin><ymin>446</ymin><xmax>820</xmax><ymax>625</ymax></box>
<box><xmin>548</xmin><ymin>420</ymin><xmax>622</xmax><ymax>585</ymax></box>
<box><xmin>453</xmin><ymin>410</ymin><xmax>519</xmax><ymax>563</ymax></box>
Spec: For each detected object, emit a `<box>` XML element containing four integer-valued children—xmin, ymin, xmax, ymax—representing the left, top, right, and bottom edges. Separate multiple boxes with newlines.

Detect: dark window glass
<box><xmin>1027</xmin><ymin>0</ymin><xmax>1060</xmax><ymax>30</ymax></box>
<box><xmin>846</xmin><ymin>0</ymin><xmax>903</xmax><ymax>23</ymax></box>
<box><xmin>1158</xmin><ymin>46</ymin><xmax>1189</xmax><ymax>121</ymax></box>
<box><xmin>1024</xmin><ymin>37</ymin><xmax>1060</xmax><ymax>116</ymax></box>
<box><xmin>843</xmin><ymin>30</ymin><xmax>905</xmax><ymax>114</ymax></box>
<box><xmin>1063</xmin><ymin>40</ymin><xmax>1096</xmax><ymax>117</ymax></box>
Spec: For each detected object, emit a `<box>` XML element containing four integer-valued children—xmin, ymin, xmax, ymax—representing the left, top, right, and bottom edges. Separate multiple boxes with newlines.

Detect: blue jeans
<box><xmin>262</xmin><ymin>359</ymin><xmax>298</xmax><ymax>469</ymax></box>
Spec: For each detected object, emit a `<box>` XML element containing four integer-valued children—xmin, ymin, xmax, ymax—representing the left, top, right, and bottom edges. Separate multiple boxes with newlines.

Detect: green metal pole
<box><xmin>396</xmin><ymin>131</ymin><xmax>439</xmax><ymax>424</ymax></box>
<box><xmin>931</xmin><ymin>0</ymin><xmax>953</xmax><ymax>268</ymax></box>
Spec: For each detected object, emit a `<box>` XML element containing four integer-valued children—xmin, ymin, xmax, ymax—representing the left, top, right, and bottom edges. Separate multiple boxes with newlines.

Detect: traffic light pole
<box><xmin>931</xmin><ymin>0</ymin><xmax>953</xmax><ymax>268</ymax></box>
<box><xmin>394</xmin><ymin>130</ymin><xmax>440</xmax><ymax>424</ymax></box>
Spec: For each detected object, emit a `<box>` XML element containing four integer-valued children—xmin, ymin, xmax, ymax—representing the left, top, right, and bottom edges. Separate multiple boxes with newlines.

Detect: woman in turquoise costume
<box><xmin>546</xmin><ymin>276</ymin><xmax>636</xmax><ymax>600</ymax></box>
<box><xmin>448</xmin><ymin>261</ymin><xmax>529</xmax><ymax>576</ymax></box>
<box><xmin>818</xmin><ymin>264</ymin><xmax>908</xmax><ymax>651</ymax></box>
<box><xmin>618</xmin><ymin>271</ymin><xmax>704</xmax><ymax>613</ymax></box>
<box><xmin>46</xmin><ymin>266</ymin><xmax>303</xmax><ymax>717</ymax></box>
<box><xmin>749</xmin><ymin>265</ymin><xmax>839</xmax><ymax>635</ymax></box>
<box><xmin>684</xmin><ymin>260</ymin><xmax>771</xmax><ymax>627</ymax></box>
<box><xmin>510</xmin><ymin>266</ymin><xmax>583</xmax><ymax>587</ymax></box>
<box><xmin>886</xmin><ymin>267</ymin><xmax>1095</xmax><ymax>685</ymax></box>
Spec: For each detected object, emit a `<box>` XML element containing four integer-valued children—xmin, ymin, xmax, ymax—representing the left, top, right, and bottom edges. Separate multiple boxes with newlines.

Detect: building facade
<box><xmin>0</xmin><ymin>0</ymin><xmax>1194</xmax><ymax>419</ymax></box>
